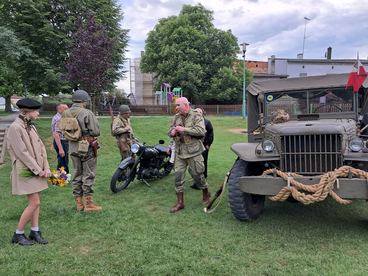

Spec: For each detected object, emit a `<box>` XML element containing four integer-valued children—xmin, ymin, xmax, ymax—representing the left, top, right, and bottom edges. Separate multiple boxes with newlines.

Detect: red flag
<box><xmin>346</xmin><ymin>57</ymin><xmax>367</xmax><ymax>93</ymax></box>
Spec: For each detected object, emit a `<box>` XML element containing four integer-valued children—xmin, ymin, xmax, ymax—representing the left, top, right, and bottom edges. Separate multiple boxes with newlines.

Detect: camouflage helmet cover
<box><xmin>119</xmin><ymin>104</ymin><xmax>131</xmax><ymax>113</ymax></box>
<box><xmin>72</xmin><ymin>89</ymin><xmax>91</xmax><ymax>102</ymax></box>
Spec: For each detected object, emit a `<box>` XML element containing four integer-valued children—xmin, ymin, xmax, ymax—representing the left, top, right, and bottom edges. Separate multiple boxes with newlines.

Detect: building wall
<box><xmin>246</xmin><ymin>61</ymin><xmax>268</xmax><ymax>73</ymax></box>
<box><xmin>132</xmin><ymin>58</ymin><xmax>155</xmax><ymax>105</ymax></box>
<box><xmin>268</xmin><ymin>57</ymin><xmax>368</xmax><ymax>78</ymax></box>
<box><xmin>286</xmin><ymin>62</ymin><xmax>354</xmax><ymax>77</ymax></box>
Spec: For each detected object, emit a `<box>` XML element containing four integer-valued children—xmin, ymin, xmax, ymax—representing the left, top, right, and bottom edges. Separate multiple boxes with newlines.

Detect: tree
<box><xmin>0</xmin><ymin>0</ymin><xmax>128</xmax><ymax>96</ymax></box>
<box><xmin>205</xmin><ymin>62</ymin><xmax>253</xmax><ymax>104</ymax></box>
<box><xmin>66</xmin><ymin>16</ymin><xmax>113</xmax><ymax>111</ymax></box>
<box><xmin>140</xmin><ymin>4</ymin><xmax>241</xmax><ymax>103</ymax></box>
<box><xmin>0</xmin><ymin>27</ymin><xmax>31</xmax><ymax>112</ymax></box>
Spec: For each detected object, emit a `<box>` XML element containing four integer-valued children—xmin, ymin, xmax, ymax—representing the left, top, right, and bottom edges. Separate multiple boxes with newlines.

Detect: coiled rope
<box><xmin>263</xmin><ymin>166</ymin><xmax>368</xmax><ymax>205</ymax></box>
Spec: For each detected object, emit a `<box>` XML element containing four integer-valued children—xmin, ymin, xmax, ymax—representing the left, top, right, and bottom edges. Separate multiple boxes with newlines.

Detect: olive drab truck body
<box><xmin>228</xmin><ymin>73</ymin><xmax>368</xmax><ymax>221</ymax></box>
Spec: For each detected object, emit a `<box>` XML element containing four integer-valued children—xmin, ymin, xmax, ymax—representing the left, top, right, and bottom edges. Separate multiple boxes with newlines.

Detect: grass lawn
<box><xmin>0</xmin><ymin>110</ymin><xmax>10</xmax><ymax>116</ymax></box>
<box><xmin>1</xmin><ymin>116</ymin><xmax>368</xmax><ymax>275</ymax></box>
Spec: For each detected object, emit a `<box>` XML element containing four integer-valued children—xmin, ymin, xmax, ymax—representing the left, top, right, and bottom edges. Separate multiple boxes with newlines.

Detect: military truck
<box><xmin>229</xmin><ymin>73</ymin><xmax>368</xmax><ymax>221</ymax></box>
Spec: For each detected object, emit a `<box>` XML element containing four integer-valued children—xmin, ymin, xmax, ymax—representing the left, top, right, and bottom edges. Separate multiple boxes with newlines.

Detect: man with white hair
<box><xmin>169</xmin><ymin>97</ymin><xmax>211</xmax><ymax>213</ymax></box>
<box><xmin>51</xmin><ymin>103</ymin><xmax>69</xmax><ymax>172</ymax></box>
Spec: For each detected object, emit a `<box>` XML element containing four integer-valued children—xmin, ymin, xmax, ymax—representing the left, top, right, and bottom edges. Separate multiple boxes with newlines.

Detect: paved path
<box><xmin>0</xmin><ymin>113</ymin><xmax>18</xmax><ymax>127</ymax></box>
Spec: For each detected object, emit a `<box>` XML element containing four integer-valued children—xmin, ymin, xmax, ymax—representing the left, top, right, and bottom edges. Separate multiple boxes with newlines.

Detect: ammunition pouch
<box><xmin>77</xmin><ymin>140</ymin><xmax>89</xmax><ymax>155</ymax></box>
<box><xmin>80</xmin><ymin>136</ymin><xmax>99</xmax><ymax>157</ymax></box>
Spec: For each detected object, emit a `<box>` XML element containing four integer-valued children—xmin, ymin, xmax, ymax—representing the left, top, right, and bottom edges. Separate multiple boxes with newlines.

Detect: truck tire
<box><xmin>228</xmin><ymin>159</ymin><xmax>265</xmax><ymax>221</ymax></box>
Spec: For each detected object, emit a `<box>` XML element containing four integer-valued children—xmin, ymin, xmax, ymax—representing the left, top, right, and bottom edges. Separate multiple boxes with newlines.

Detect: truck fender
<box><xmin>231</xmin><ymin>143</ymin><xmax>279</xmax><ymax>162</ymax></box>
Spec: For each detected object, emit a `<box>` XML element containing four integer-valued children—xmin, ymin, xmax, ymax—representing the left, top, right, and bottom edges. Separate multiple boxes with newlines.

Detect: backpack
<box><xmin>59</xmin><ymin>108</ymin><xmax>83</xmax><ymax>141</ymax></box>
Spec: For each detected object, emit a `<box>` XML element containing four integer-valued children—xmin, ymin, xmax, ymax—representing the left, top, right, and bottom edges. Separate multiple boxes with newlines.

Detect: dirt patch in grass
<box><xmin>227</xmin><ymin>128</ymin><xmax>247</xmax><ymax>134</ymax></box>
<box><xmin>79</xmin><ymin>245</ymin><xmax>91</xmax><ymax>255</ymax></box>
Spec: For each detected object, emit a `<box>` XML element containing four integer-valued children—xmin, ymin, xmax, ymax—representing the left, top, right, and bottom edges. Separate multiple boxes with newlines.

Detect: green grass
<box><xmin>1</xmin><ymin>116</ymin><xmax>368</xmax><ymax>275</ymax></box>
<box><xmin>0</xmin><ymin>110</ymin><xmax>11</xmax><ymax>116</ymax></box>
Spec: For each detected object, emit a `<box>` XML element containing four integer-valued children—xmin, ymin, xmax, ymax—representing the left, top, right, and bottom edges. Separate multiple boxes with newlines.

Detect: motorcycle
<box><xmin>110</xmin><ymin>140</ymin><xmax>173</xmax><ymax>193</ymax></box>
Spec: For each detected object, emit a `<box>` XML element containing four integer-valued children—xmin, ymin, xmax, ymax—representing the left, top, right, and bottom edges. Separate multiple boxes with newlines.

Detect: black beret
<box><xmin>16</xmin><ymin>98</ymin><xmax>42</xmax><ymax>110</ymax></box>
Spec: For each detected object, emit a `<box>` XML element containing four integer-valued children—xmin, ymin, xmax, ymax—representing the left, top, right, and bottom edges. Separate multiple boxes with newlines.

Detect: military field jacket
<box><xmin>68</xmin><ymin>103</ymin><xmax>100</xmax><ymax>154</ymax></box>
<box><xmin>112</xmin><ymin>115</ymin><xmax>134</xmax><ymax>143</ymax></box>
<box><xmin>171</xmin><ymin>109</ymin><xmax>206</xmax><ymax>159</ymax></box>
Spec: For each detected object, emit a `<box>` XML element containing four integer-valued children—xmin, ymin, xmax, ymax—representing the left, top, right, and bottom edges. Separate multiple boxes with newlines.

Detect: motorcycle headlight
<box><xmin>349</xmin><ymin>138</ymin><xmax>364</xmax><ymax>152</ymax></box>
<box><xmin>131</xmin><ymin>143</ymin><xmax>140</xmax><ymax>154</ymax></box>
<box><xmin>262</xmin><ymin>140</ymin><xmax>275</xmax><ymax>152</ymax></box>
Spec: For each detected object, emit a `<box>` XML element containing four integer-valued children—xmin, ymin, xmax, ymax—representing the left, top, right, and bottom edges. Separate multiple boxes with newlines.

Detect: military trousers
<box><xmin>117</xmin><ymin>141</ymin><xmax>131</xmax><ymax>160</ymax></box>
<box><xmin>174</xmin><ymin>154</ymin><xmax>208</xmax><ymax>193</ymax></box>
<box><xmin>71</xmin><ymin>155</ymin><xmax>96</xmax><ymax>196</ymax></box>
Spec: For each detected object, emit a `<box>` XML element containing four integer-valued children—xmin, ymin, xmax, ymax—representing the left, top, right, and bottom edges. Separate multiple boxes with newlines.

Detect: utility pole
<box><xmin>302</xmin><ymin>17</ymin><xmax>311</xmax><ymax>57</ymax></box>
<box><xmin>240</xmin><ymin>42</ymin><xmax>249</xmax><ymax>119</ymax></box>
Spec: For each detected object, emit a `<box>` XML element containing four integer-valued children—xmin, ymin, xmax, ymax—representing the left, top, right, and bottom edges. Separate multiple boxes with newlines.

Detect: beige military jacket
<box><xmin>6</xmin><ymin>117</ymin><xmax>49</xmax><ymax>195</ymax></box>
<box><xmin>67</xmin><ymin>103</ymin><xmax>100</xmax><ymax>154</ymax></box>
<box><xmin>171</xmin><ymin>109</ymin><xmax>206</xmax><ymax>159</ymax></box>
<box><xmin>112</xmin><ymin>115</ymin><xmax>134</xmax><ymax>143</ymax></box>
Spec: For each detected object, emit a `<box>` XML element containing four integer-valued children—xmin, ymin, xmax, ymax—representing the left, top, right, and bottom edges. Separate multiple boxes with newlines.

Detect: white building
<box><xmin>268</xmin><ymin>48</ymin><xmax>368</xmax><ymax>78</ymax></box>
<box><xmin>0</xmin><ymin>97</ymin><xmax>4</xmax><ymax>110</ymax></box>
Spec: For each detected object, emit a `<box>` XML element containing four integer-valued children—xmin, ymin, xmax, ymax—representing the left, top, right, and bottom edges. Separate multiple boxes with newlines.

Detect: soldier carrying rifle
<box><xmin>111</xmin><ymin>105</ymin><xmax>135</xmax><ymax>160</ymax></box>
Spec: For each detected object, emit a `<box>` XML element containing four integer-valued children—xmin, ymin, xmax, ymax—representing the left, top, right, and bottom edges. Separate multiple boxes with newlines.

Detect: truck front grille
<box><xmin>280</xmin><ymin>134</ymin><xmax>342</xmax><ymax>174</ymax></box>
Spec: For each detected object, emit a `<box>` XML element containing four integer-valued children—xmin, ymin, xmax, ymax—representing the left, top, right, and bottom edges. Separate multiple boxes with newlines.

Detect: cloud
<box><xmin>117</xmin><ymin>0</ymin><xmax>368</xmax><ymax>89</ymax></box>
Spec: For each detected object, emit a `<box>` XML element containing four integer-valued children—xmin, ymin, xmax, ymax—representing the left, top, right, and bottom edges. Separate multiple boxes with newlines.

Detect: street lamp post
<box><xmin>240</xmin><ymin>42</ymin><xmax>249</xmax><ymax>119</ymax></box>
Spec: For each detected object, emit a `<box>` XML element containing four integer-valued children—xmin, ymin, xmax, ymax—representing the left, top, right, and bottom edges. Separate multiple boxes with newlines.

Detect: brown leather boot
<box><xmin>170</xmin><ymin>192</ymin><xmax>184</xmax><ymax>213</ymax></box>
<box><xmin>83</xmin><ymin>195</ymin><xmax>102</xmax><ymax>212</ymax></box>
<box><xmin>202</xmin><ymin>188</ymin><xmax>211</xmax><ymax>207</ymax></box>
<box><xmin>75</xmin><ymin>196</ymin><xmax>84</xmax><ymax>211</ymax></box>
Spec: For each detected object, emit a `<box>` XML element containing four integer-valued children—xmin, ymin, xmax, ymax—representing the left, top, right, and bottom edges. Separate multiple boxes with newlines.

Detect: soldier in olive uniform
<box><xmin>112</xmin><ymin>105</ymin><xmax>134</xmax><ymax>160</ymax></box>
<box><xmin>65</xmin><ymin>90</ymin><xmax>102</xmax><ymax>212</ymax></box>
<box><xmin>169</xmin><ymin>97</ymin><xmax>211</xmax><ymax>213</ymax></box>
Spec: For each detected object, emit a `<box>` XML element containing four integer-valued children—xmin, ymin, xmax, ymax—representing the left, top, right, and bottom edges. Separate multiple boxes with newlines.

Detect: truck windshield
<box><xmin>264</xmin><ymin>88</ymin><xmax>354</xmax><ymax>118</ymax></box>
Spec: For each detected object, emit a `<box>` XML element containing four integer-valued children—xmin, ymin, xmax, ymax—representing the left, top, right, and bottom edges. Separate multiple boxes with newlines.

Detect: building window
<box><xmin>300</xmin><ymin>73</ymin><xmax>307</xmax><ymax>77</ymax></box>
<box><xmin>302</xmin><ymin>65</ymin><xmax>305</xmax><ymax>69</ymax></box>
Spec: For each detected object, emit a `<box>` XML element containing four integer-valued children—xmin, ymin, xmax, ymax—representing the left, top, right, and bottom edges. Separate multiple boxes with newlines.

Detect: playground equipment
<box><xmin>155</xmin><ymin>83</ymin><xmax>183</xmax><ymax>105</ymax></box>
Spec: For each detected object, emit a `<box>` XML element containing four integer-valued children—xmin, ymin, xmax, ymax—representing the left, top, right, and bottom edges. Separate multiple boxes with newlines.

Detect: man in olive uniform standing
<box><xmin>169</xmin><ymin>97</ymin><xmax>211</xmax><ymax>213</ymax></box>
<box><xmin>65</xmin><ymin>89</ymin><xmax>102</xmax><ymax>212</ymax></box>
<box><xmin>112</xmin><ymin>105</ymin><xmax>134</xmax><ymax>160</ymax></box>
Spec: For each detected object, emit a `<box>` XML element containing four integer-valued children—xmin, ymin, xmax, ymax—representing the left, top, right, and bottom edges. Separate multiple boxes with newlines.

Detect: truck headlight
<box><xmin>349</xmin><ymin>138</ymin><xmax>364</xmax><ymax>152</ymax></box>
<box><xmin>262</xmin><ymin>140</ymin><xmax>275</xmax><ymax>152</ymax></box>
<box><xmin>131</xmin><ymin>143</ymin><xmax>140</xmax><ymax>154</ymax></box>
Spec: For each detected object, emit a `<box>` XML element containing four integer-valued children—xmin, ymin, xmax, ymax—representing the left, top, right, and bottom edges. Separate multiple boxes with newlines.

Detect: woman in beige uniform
<box><xmin>6</xmin><ymin>98</ymin><xmax>51</xmax><ymax>246</ymax></box>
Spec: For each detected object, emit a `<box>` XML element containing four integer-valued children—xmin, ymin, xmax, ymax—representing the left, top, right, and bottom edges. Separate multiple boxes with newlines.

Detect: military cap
<box><xmin>72</xmin><ymin>89</ymin><xmax>91</xmax><ymax>102</ymax></box>
<box><xmin>119</xmin><ymin>104</ymin><xmax>131</xmax><ymax>113</ymax></box>
<box><xmin>16</xmin><ymin>98</ymin><xmax>42</xmax><ymax>110</ymax></box>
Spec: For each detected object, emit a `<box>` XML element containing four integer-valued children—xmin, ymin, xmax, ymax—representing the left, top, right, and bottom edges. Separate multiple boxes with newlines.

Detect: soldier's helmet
<box><xmin>119</xmin><ymin>104</ymin><xmax>131</xmax><ymax>113</ymax></box>
<box><xmin>72</xmin><ymin>89</ymin><xmax>91</xmax><ymax>103</ymax></box>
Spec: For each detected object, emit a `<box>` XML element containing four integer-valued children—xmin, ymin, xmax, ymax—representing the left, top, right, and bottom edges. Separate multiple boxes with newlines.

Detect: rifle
<box><xmin>204</xmin><ymin>172</ymin><xmax>230</xmax><ymax>214</ymax></box>
<box><xmin>109</xmin><ymin>105</ymin><xmax>129</xmax><ymax>155</ymax></box>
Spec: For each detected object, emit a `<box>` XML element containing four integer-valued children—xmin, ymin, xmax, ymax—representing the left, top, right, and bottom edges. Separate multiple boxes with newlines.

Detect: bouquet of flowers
<box><xmin>48</xmin><ymin>167</ymin><xmax>71</xmax><ymax>187</ymax></box>
<box><xmin>19</xmin><ymin>166</ymin><xmax>71</xmax><ymax>187</ymax></box>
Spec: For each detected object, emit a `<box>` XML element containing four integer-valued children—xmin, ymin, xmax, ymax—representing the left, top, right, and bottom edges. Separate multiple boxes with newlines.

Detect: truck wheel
<box><xmin>228</xmin><ymin>159</ymin><xmax>265</xmax><ymax>221</ymax></box>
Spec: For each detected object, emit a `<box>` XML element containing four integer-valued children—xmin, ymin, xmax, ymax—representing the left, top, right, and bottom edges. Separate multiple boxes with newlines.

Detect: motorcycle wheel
<box><xmin>110</xmin><ymin>163</ymin><xmax>136</xmax><ymax>193</ymax></box>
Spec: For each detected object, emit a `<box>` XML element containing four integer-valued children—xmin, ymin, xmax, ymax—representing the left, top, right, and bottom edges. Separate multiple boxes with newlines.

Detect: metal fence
<box><xmin>42</xmin><ymin>103</ymin><xmax>242</xmax><ymax>116</ymax></box>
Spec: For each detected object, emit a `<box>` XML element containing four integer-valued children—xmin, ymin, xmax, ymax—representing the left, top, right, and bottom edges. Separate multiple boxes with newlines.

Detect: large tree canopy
<box><xmin>0</xmin><ymin>0</ymin><xmax>128</xmax><ymax>96</ymax></box>
<box><xmin>66</xmin><ymin>16</ymin><xmax>113</xmax><ymax>111</ymax></box>
<box><xmin>0</xmin><ymin>26</ymin><xmax>31</xmax><ymax>111</ymax></box>
<box><xmin>140</xmin><ymin>4</ymin><xmax>248</xmax><ymax>104</ymax></box>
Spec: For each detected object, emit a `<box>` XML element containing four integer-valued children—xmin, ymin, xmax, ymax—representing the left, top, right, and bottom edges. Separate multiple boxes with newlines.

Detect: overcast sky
<box><xmin>116</xmin><ymin>0</ymin><xmax>368</xmax><ymax>92</ymax></box>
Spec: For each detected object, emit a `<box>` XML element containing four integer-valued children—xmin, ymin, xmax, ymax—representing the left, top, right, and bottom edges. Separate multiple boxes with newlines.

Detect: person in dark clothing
<box><xmin>191</xmin><ymin>108</ymin><xmax>214</xmax><ymax>189</ymax></box>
